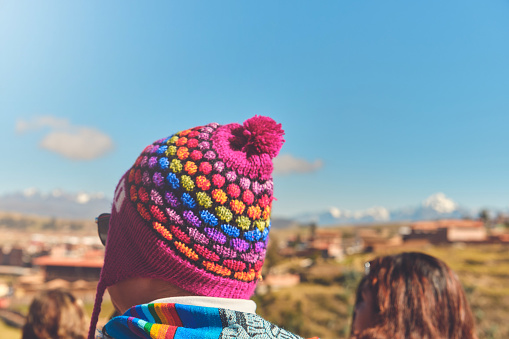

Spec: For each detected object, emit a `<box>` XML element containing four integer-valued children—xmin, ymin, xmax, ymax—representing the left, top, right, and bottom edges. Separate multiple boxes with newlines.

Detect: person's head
<box><xmin>89</xmin><ymin>115</ymin><xmax>285</xmax><ymax>337</ymax></box>
<box><xmin>23</xmin><ymin>288</ymin><xmax>87</xmax><ymax>339</ymax></box>
<box><xmin>351</xmin><ymin>252</ymin><xmax>477</xmax><ymax>339</ymax></box>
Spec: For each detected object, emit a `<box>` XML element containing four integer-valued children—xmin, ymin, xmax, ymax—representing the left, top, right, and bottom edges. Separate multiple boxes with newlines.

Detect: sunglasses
<box><xmin>95</xmin><ymin>213</ymin><xmax>110</xmax><ymax>246</ymax></box>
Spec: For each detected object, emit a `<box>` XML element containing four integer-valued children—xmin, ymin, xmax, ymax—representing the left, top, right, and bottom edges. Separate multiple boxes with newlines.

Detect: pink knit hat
<box><xmin>88</xmin><ymin>116</ymin><xmax>285</xmax><ymax>338</ymax></box>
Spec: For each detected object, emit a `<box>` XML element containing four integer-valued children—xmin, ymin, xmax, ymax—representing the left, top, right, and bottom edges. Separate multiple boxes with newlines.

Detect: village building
<box><xmin>32</xmin><ymin>250</ymin><xmax>104</xmax><ymax>282</ymax></box>
<box><xmin>403</xmin><ymin>219</ymin><xmax>487</xmax><ymax>244</ymax></box>
<box><xmin>358</xmin><ymin>228</ymin><xmax>404</xmax><ymax>252</ymax></box>
<box><xmin>0</xmin><ymin>246</ymin><xmax>24</xmax><ymax>266</ymax></box>
<box><xmin>308</xmin><ymin>230</ymin><xmax>344</xmax><ymax>260</ymax></box>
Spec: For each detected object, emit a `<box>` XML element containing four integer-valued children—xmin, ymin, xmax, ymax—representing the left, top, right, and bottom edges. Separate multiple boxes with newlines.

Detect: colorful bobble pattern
<box><xmin>203</xmin><ymin>261</ymin><xmax>231</xmax><ymax>276</ymax></box>
<box><xmin>190</xmin><ymin>150</ymin><xmax>203</xmax><ymax>161</ymax></box>
<box><xmin>247</xmin><ymin>205</ymin><xmax>262</xmax><ymax>220</ymax></box>
<box><xmin>181</xmin><ymin>193</ymin><xmax>196</xmax><ymax>209</ymax></box>
<box><xmin>153</xmin><ymin>172</ymin><xmax>164</xmax><ymax>187</ymax></box>
<box><xmin>236</xmin><ymin>216</ymin><xmax>251</xmax><ymax>230</ymax></box>
<box><xmin>187</xmin><ymin>138</ymin><xmax>198</xmax><ymax>148</ymax></box>
<box><xmin>188</xmin><ymin>228</ymin><xmax>209</xmax><ymax>245</ymax></box>
<box><xmin>221</xmin><ymin>224</ymin><xmax>240</xmax><ymax>237</ymax></box>
<box><xmin>196</xmin><ymin>192</ymin><xmax>212</xmax><ymax>208</ymax></box>
<box><xmin>167</xmin><ymin>173</ymin><xmax>179</xmax><ymax>189</ymax></box>
<box><xmin>176</xmin><ymin>137</ymin><xmax>187</xmax><ymax>146</ymax></box>
<box><xmin>234</xmin><ymin>269</ymin><xmax>256</xmax><ymax>282</ymax></box>
<box><xmin>153</xmin><ymin>222</ymin><xmax>173</xmax><ymax>241</ymax></box>
<box><xmin>223</xmin><ymin>260</ymin><xmax>246</xmax><ymax>271</ymax></box>
<box><xmin>194</xmin><ymin>244</ymin><xmax>220</xmax><ymax>262</ymax></box>
<box><xmin>165</xmin><ymin>192</ymin><xmax>180</xmax><ymax>208</ymax></box>
<box><xmin>157</xmin><ymin>145</ymin><xmax>167</xmax><ymax>154</ymax></box>
<box><xmin>139</xmin><ymin>187</ymin><xmax>149</xmax><ymax>203</ymax></box>
<box><xmin>170</xmin><ymin>159</ymin><xmax>183</xmax><ymax>173</ymax></box>
<box><xmin>183</xmin><ymin>210</ymin><xmax>201</xmax><ymax>227</ymax></box>
<box><xmin>244</xmin><ymin>229</ymin><xmax>262</xmax><ymax>242</ymax></box>
<box><xmin>151</xmin><ymin>190</ymin><xmax>163</xmax><ymax>205</ymax></box>
<box><xmin>216</xmin><ymin>206</ymin><xmax>233</xmax><ymax>222</ymax></box>
<box><xmin>171</xmin><ymin>226</ymin><xmax>191</xmax><ymax>244</ymax></box>
<box><xmin>199</xmin><ymin>162</ymin><xmax>212</xmax><ymax>175</ymax></box>
<box><xmin>149</xmin><ymin>157</ymin><xmax>158</xmax><ymax>168</ymax></box>
<box><xmin>231</xmin><ymin>238</ymin><xmax>249</xmax><ymax>252</ymax></box>
<box><xmin>181</xmin><ymin>175</ymin><xmax>194</xmax><ymax>191</ymax></box>
<box><xmin>128</xmin><ymin>123</ymin><xmax>276</xmax><ymax>282</ymax></box>
<box><xmin>177</xmin><ymin>147</ymin><xmax>189</xmax><ymax>160</ymax></box>
<box><xmin>142</xmin><ymin>171</ymin><xmax>151</xmax><ymax>186</ymax></box>
<box><xmin>166</xmin><ymin>209</ymin><xmax>183</xmax><ymax>225</ymax></box>
<box><xmin>200</xmin><ymin>210</ymin><xmax>218</xmax><ymax>226</ymax></box>
<box><xmin>204</xmin><ymin>227</ymin><xmax>226</xmax><ymax>244</ymax></box>
<box><xmin>213</xmin><ymin>244</ymin><xmax>238</xmax><ymax>259</ymax></box>
<box><xmin>175</xmin><ymin>241</ymin><xmax>199</xmax><ymax>261</ymax></box>
<box><xmin>212</xmin><ymin>174</ymin><xmax>225</xmax><ymax>188</ymax></box>
<box><xmin>159</xmin><ymin>158</ymin><xmax>169</xmax><ymax>170</ymax></box>
<box><xmin>227</xmin><ymin>184</ymin><xmax>240</xmax><ymax>198</ymax></box>
<box><xmin>212</xmin><ymin>189</ymin><xmax>227</xmax><ymax>204</ymax></box>
<box><xmin>230</xmin><ymin>200</ymin><xmax>245</xmax><ymax>215</ymax></box>
<box><xmin>137</xmin><ymin>203</ymin><xmax>151</xmax><ymax>221</ymax></box>
<box><xmin>150</xmin><ymin>205</ymin><xmax>167</xmax><ymax>223</ymax></box>
<box><xmin>196</xmin><ymin>176</ymin><xmax>211</xmax><ymax>190</ymax></box>
<box><xmin>130</xmin><ymin>185</ymin><xmax>137</xmax><ymax>202</ymax></box>
<box><xmin>242</xmin><ymin>190</ymin><xmax>254</xmax><ymax>205</ymax></box>
<box><xmin>166</xmin><ymin>145</ymin><xmax>177</xmax><ymax>156</ymax></box>
<box><xmin>254</xmin><ymin>220</ymin><xmax>266</xmax><ymax>232</ymax></box>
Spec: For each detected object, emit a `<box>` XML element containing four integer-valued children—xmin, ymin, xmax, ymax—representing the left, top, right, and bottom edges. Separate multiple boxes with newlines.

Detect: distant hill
<box><xmin>0</xmin><ymin>189</ymin><xmax>111</xmax><ymax>220</ymax></box>
<box><xmin>0</xmin><ymin>189</ymin><xmax>298</xmax><ymax>228</ymax></box>
<box><xmin>295</xmin><ymin>193</ymin><xmax>508</xmax><ymax>226</ymax></box>
<box><xmin>0</xmin><ymin>190</ymin><xmax>506</xmax><ymax>228</ymax></box>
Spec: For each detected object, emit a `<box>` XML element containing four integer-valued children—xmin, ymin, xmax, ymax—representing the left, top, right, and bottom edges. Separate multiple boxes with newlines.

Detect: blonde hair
<box><xmin>22</xmin><ymin>289</ymin><xmax>87</xmax><ymax>339</ymax></box>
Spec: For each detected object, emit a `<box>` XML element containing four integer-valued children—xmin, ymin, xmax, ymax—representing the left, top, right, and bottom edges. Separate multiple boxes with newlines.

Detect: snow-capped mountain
<box><xmin>389</xmin><ymin>193</ymin><xmax>471</xmax><ymax>222</ymax></box>
<box><xmin>297</xmin><ymin>193</ymin><xmax>481</xmax><ymax>226</ymax></box>
<box><xmin>299</xmin><ymin>206</ymin><xmax>391</xmax><ymax>225</ymax></box>
<box><xmin>0</xmin><ymin>188</ymin><xmax>111</xmax><ymax>220</ymax></box>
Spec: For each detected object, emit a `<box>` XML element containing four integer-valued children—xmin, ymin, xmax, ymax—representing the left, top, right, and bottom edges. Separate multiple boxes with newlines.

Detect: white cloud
<box><xmin>273</xmin><ymin>154</ymin><xmax>323</xmax><ymax>175</ymax></box>
<box><xmin>16</xmin><ymin>115</ymin><xmax>114</xmax><ymax>160</ymax></box>
<box><xmin>40</xmin><ymin>127</ymin><xmax>114</xmax><ymax>160</ymax></box>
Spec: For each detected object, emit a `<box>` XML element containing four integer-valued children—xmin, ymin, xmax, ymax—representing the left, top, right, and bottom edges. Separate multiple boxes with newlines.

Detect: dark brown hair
<box><xmin>22</xmin><ymin>288</ymin><xmax>87</xmax><ymax>339</ymax></box>
<box><xmin>351</xmin><ymin>252</ymin><xmax>477</xmax><ymax>339</ymax></box>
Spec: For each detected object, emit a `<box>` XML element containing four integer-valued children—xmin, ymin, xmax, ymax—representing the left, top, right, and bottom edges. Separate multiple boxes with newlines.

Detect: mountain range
<box><xmin>0</xmin><ymin>188</ymin><xmax>110</xmax><ymax>220</ymax></box>
<box><xmin>295</xmin><ymin>193</ymin><xmax>508</xmax><ymax>226</ymax></box>
<box><xmin>0</xmin><ymin>189</ymin><xmax>506</xmax><ymax>225</ymax></box>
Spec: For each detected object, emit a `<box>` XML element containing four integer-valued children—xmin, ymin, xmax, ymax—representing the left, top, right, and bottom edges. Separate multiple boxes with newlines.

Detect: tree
<box><xmin>479</xmin><ymin>209</ymin><xmax>490</xmax><ymax>228</ymax></box>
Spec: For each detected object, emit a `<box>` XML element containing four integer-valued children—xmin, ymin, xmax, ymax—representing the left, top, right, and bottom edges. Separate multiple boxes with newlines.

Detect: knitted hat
<box><xmin>88</xmin><ymin>115</ymin><xmax>285</xmax><ymax>338</ymax></box>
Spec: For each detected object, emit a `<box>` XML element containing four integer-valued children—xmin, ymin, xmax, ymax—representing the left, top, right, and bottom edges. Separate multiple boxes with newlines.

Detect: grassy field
<box><xmin>255</xmin><ymin>243</ymin><xmax>509</xmax><ymax>339</ymax></box>
<box><xmin>1</xmin><ymin>244</ymin><xmax>508</xmax><ymax>339</ymax></box>
<box><xmin>0</xmin><ymin>321</ymin><xmax>20</xmax><ymax>339</ymax></box>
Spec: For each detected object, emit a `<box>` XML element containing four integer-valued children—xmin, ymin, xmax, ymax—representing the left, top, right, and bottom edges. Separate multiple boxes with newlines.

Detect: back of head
<box><xmin>88</xmin><ymin>116</ymin><xmax>285</xmax><ymax>338</ymax></box>
<box><xmin>23</xmin><ymin>288</ymin><xmax>86</xmax><ymax>339</ymax></box>
<box><xmin>353</xmin><ymin>252</ymin><xmax>477</xmax><ymax>339</ymax></box>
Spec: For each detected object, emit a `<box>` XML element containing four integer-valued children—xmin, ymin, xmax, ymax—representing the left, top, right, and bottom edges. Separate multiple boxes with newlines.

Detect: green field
<box><xmin>1</xmin><ymin>244</ymin><xmax>508</xmax><ymax>339</ymax></box>
<box><xmin>254</xmin><ymin>243</ymin><xmax>509</xmax><ymax>339</ymax></box>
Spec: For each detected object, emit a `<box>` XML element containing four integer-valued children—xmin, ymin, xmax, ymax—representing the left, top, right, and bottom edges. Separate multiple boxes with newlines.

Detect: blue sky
<box><xmin>1</xmin><ymin>1</ymin><xmax>508</xmax><ymax>217</ymax></box>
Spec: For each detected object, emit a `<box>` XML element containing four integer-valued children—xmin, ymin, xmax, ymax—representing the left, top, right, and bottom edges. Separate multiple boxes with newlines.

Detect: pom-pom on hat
<box><xmin>88</xmin><ymin>115</ymin><xmax>284</xmax><ymax>338</ymax></box>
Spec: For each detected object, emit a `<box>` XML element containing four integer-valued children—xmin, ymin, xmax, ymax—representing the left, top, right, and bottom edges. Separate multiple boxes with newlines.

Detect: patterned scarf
<box><xmin>97</xmin><ymin>302</ymin><xmax>318</xmax><ymax>339</ymax></box>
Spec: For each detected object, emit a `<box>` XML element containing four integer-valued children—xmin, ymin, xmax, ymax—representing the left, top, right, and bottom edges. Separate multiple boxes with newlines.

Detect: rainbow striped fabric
<box><xmin>99</xmin><ymin>302</ymin><xmax>313</xmax><ymax>339</ymax></box>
